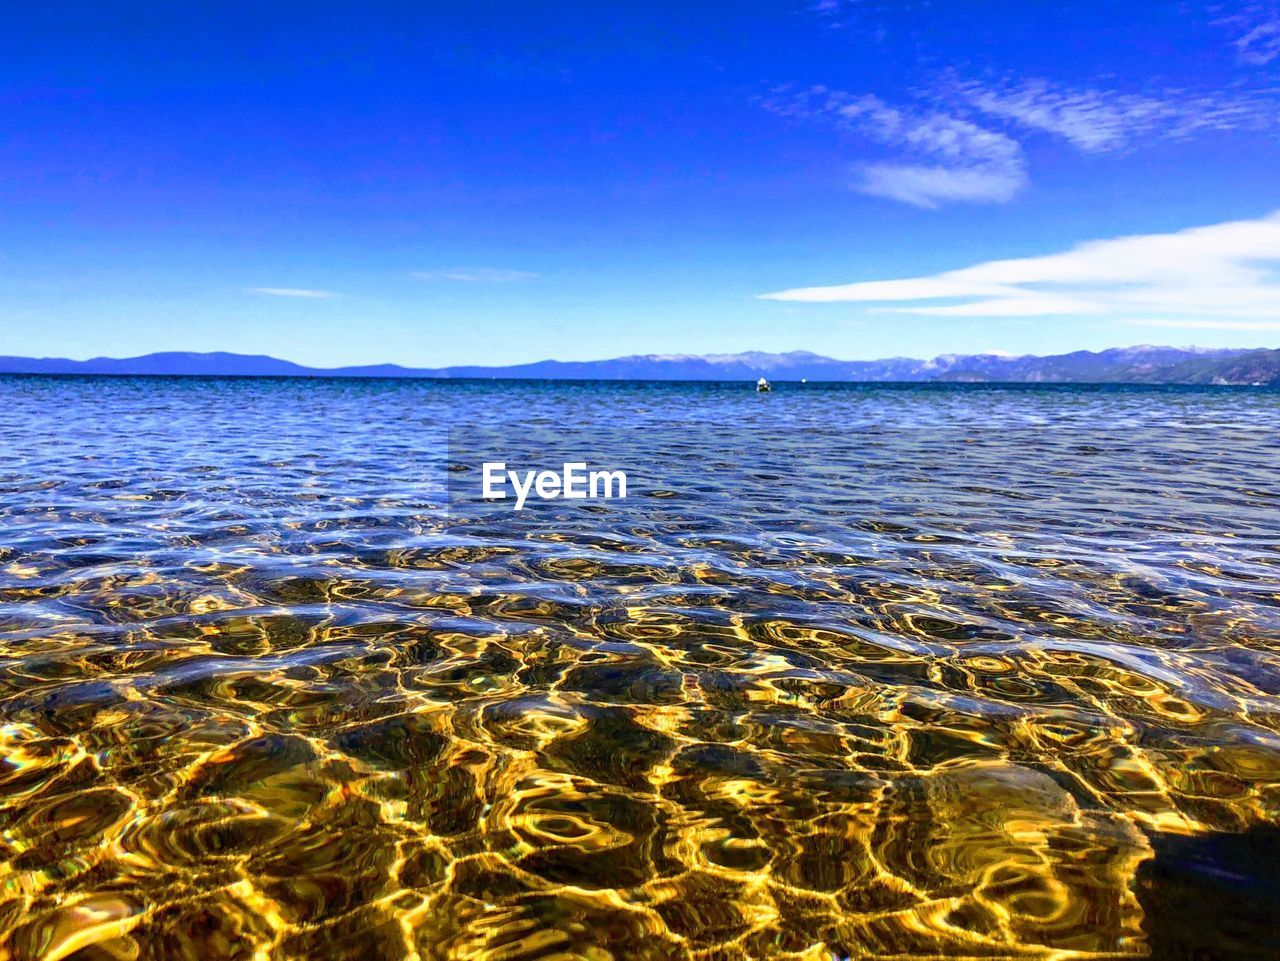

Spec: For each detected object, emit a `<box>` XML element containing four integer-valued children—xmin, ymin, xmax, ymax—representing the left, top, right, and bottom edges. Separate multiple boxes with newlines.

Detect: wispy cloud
<box><xmin>955</xmin><ymin>77</ymin><xmax>1278</xmax><ymax>152</ymax></box>
<box><xmin>1214</xmin><ymin>2</ymin><xmax>1280</xmax><ymax>65</ymax></box>
<box><xmin>764</xmin><ymin>75</ymin><xmax>1279</xmax><ymax>207</ymax></box>
<box><xmin>807</xmin><ymin>0</ymin><xmax>864</xmax><ymax>31</ymax></box>
<box><xmin>774</xmin><ymin>2</ymin><xmax>1280</xmax><ymax>207</ymax></box>
<box><xmin>1236</xmin><ymin>18</ymin><xmax>1280</xmax><ymax>64</ymax></box>
<box><xmin>763</xmin><ymin>87</ymin><xmax>1026</xmax><ymax>207</ymax></box>
<box><xmin>760</xmin><ymin>210</ymin><xmax>1280</xmax><ymax>327</ymax></box>
<box><xmin>957</xmin><ymin>81</ymin><xmax>1174</xmax><ymax>152</ymax></box>
<box><xmin>413</xmin><ymin>268</ymin><xmax>538</xmax><ymax>283</ymax></box>
<box><xmin>806</xmin><ymin>0</ymin><xmax>912</xmax><ymax>35</ymax></box>
<box><xmin>245</xmin><ymin>287</ymin><xmax>335</xmax><ymax>299</ymax></box>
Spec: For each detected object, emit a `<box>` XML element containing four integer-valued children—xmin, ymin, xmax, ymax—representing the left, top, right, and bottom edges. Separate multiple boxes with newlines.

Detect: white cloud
<box><xmin>763</xmin><ymin>75</ymin><xmax>1276</xmax><ymax>208</ymax></box>
<box><xmin>245</xmin><ymin>287</ymin><xmax>335</xmax><ymax>299</ymax></box>
<box><xmin>769</xmin><ymin>0</ymin><xmax>1280</xmax><ymax>209</ymax></box>
<box><xmin>763</xmin><ymin>87</ymin><xmax>1026</xmax><ymax>208</ymax></box>
<box><xmin>760</xmin><ymin>210</ymin><xmax>1280</xmax><ymax>327</ymax></box>
<box><xmin>859</xmin><ymin>162</ymin><xmax>1023</xmax><ymax>206</ymax></box>
<box><xmin>413</xmin><ymin>268</ymin><xmax>538</xmax><ymax>282</ymax></box>
<box><xmin>1213</xmin><ymin>3</ymin><xmax>1280</xmax><ymax>64</ymax></box>
<box><xmin>1236</xmin><ymin>18</ymin><xmax>1280</xmax><ymax>64</ymax></box>
<box><xmin>807</xmin><ymin>0</ymin><xmax>863</xmax><ymax>28</ymax></box>
<box><xmin>957</xmin><ymin>81</ymin><xmax>1172</xmax><ymax>152</ymax></box>
<box><xmin>955</xmin><ymin>77</ymin><xmax>1278</xmax><ymax>152</ymax></box>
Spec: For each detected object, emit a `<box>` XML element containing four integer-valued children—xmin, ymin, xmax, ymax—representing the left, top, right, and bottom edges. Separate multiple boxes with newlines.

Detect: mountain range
<box><xmin>1</xmin><ymin>346</ymin><xmax>1278</xmax><ymax>385</ymax></box>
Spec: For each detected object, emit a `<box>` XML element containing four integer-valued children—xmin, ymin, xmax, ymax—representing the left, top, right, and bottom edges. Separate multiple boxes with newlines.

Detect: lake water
<box><xmin>1</xmin><ymin>377</ymin><xmax>1279</xmax><ymax>960</ymax></box>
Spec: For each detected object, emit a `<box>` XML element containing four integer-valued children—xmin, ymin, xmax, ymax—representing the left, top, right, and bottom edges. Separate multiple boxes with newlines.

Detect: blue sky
<box><xmin>2</xmin><ymin>1</ymin><xmax>1279</xmax><ymax>366</ymax></box>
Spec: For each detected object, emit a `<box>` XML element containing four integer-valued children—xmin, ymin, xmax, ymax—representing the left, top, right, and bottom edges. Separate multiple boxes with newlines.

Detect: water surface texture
<box><xmin>2</xmin><ymin>378</ymin><xmax>1279</xmax><ymax>960</ymax></box>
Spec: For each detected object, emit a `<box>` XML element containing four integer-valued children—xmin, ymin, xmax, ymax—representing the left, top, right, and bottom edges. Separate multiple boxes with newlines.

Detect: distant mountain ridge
<box><xmin>2</xmin><ymin>346</ymin><xmax>1279</xmax><ymax>385</ymax></box>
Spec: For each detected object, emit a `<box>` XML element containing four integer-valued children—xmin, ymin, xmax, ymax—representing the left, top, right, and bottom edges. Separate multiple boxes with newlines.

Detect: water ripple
<box><xmin>1</xmin><ymin>378</ymin><xmax>1279</xmax><ymax>959</ymax></box>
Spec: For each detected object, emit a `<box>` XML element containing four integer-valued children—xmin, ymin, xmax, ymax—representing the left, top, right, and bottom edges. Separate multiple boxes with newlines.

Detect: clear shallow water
<box><xmin>1</xmin><ymin>377</ymin><xmax>1279</xmax><ymax>960</ymax></box>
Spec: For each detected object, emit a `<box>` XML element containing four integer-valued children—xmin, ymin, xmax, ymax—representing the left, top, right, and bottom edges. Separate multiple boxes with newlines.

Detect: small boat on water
<box><xmin>756</xmin><ymin>377</ymin><xmax>772</xmax><ymax>392</ymax></box>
